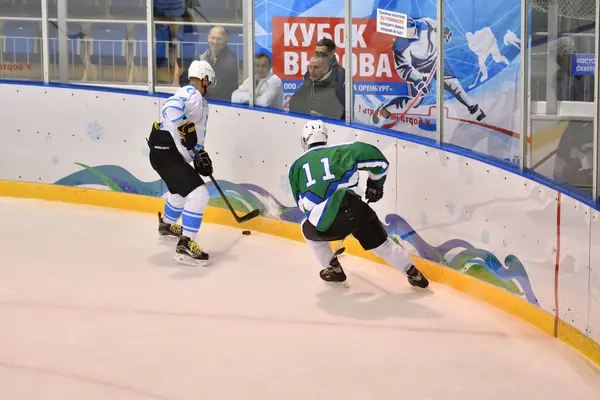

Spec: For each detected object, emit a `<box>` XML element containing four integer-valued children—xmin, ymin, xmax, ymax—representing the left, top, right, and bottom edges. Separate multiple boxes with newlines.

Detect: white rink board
<box><xmin>0</xmin><ymin>82</ymin><xmax>597</xmax><ymax>351</ymax></box>
<box><xmin>589</xmin><ymin>209</ymin><xmax>600</xmax><ymax>343</ymax></box>
<box><xmin>558</xmin><ymin>195</ymin><xmax>592</xmax><ymax>336</ymax></box>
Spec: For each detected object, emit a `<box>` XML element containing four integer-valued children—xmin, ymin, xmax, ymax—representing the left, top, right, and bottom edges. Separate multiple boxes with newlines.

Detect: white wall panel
<box><xmin>1</xmin><ymin>83</ymin><xmax>598</xmax><ymax>348</ymax></box>
<box><xmin>0</xmin><ymin>85</ymin><xmax>162</xmax><ymax>195</ymax></box>
<box><xmin>558</xmin><ymin>195</ymin><xmax>592</xmax><ymax>335</ymax></box>
<box><xmin>395</xmin><ymin>139</ymin><xmax>557</xmax><ymax>311</ymax></box>
<box><xmin>589</xmin><ymin>209</ymin><xmax>600</xmax><ymax>343</ymax></box>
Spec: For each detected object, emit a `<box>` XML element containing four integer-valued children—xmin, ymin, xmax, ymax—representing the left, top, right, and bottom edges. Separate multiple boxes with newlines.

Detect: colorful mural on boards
<box><xmin>55</xmin><ymin>163</ymin><xmax>538</xmax><ymax>305</ymax></box>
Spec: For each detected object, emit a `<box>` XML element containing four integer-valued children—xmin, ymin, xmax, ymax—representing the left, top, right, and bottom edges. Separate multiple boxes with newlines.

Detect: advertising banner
<box><xmin>256</xmin><ymin>0</ymin><xmax>524</xmax><ymax>160</ymax></box>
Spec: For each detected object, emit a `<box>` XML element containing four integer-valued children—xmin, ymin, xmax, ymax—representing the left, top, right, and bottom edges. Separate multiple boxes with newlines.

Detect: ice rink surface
<box><xmin>0</xmin><ymin>197</ymin><xmax>599</xmax><ymax>400</ymax></box>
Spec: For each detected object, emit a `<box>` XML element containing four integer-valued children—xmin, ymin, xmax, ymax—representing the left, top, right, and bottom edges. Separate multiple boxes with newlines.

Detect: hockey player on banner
<box><xmin>288</xmin><ymin>120</ymin><xmax>429</xmax><ymax>288</ymax></box>
<box><xmin>371</xmin><ymin>17</ymin><xmax>486</xmax><ymax>128</ymax></box>
<box><xmin>147</xmin><ymin>60</ymin><xmax>215</xmax><ymax>265</ymax></box>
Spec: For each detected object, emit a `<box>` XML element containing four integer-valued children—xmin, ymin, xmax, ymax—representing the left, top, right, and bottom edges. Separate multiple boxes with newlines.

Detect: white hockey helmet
<box><xmin>188</xmin><ymin>60</ymin><xmax>215</xmax><ymax>83</ymax></box>
<box><xmin>301</xmin><ymin>119</ymin><xmax>328</xmax><ymax>151</ymax></box>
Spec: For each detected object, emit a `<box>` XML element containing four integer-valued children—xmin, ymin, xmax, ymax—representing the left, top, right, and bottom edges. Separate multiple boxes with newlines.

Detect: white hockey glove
<box><xmin>414</xmin><ymin>78</ymin><xmax>431</xmax><ymax>95</ymax></box>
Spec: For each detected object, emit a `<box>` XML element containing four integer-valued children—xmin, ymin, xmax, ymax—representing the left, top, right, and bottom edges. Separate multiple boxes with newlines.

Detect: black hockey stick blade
<box><xmin>236</xmin><ymin>208</ymin><xmax>261</xmax><ymax>223</ymax></box>
<box><xmin>209</xmin><ymin>175</ymin><xmax>261</xmax><ymax>224</ymax></box>
<box><xmin>334</xmin><ymin>246</ymin><xmax>346</xmax><ymax>257</ymax></box>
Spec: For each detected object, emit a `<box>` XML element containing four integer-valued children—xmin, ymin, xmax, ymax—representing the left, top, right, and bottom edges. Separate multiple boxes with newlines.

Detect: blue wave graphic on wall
<box><xmin>54</xmin><ymin>163</ymin><xmax>537</xmax><ymax>304</ymax></box>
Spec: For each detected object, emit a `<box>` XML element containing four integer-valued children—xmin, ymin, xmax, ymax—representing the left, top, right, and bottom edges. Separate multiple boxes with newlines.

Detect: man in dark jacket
<box><xmin>179</xmin><ymin>25</ymin><xmax>239</xmax><ymax>101</ymax></box>
<box><xmin>303</xmin><ymin>38</ymin><xmax>345</xmax><ymax>107</ymax></box>
<box><xmin>289</xmin><ymin>51</ymin><xmax>344</xmax><ymax>119</ymax></box>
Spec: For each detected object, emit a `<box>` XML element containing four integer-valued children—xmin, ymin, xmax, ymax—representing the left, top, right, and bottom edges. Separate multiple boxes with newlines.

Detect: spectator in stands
<box><xmin>289</xmin><ymin>51</ymin><xmax>344</xmax><ymax>119</ymax></box>
<box><xmin>178</xmin><ymin>25</ymin><xmax>239</xmax><ymax>102</ymax></box>
<box><xmin>154</xmin><ymin>0</ymin><xmax>187</xmax><ymax>18</ymax></box>
<box><xmin>304</xmin><ymin>38</ymin><xmax>345</xmax><ymax>107</ymax></box>
<box><xmin>231</xmin><ymin>53</ymin><xmax>283</xmax><ymax>109</ymax></box>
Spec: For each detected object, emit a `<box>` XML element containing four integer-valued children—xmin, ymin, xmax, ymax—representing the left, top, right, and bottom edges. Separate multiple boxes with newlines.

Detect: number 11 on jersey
<box><xmin>302</xmin><ymin>157</ymin><xmax>336</xmax><ymax>187</ymax></box>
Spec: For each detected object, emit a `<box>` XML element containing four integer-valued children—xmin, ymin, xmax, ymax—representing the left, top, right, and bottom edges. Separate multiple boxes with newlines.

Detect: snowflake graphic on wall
<box><xmin>481</xmin><ymin>229</ymin><xmax>490</xmax><ymax>244</ymax></box>
<box><xmin>279</xmin><ymin>173</ymin><xmax>292</xmax><ymax>197</ymax></box>
<box><xmin>87</xmin><ymin>120</ymin><xmax>104</xmax><ymax>141</ymax></box>
<box><xmin>420</xmin><ymin>212</ymin><xmax>428</xmax><ymax>226</ymax></box>
<box><xmin>446</xmin><ymin>202</ymin><xmax>456</xmax><ymax>216</ymax></box>
<box><xmin>51</xmin><ymin>156</ymin><xmax>59</xmax><ymax>165</ymax></box>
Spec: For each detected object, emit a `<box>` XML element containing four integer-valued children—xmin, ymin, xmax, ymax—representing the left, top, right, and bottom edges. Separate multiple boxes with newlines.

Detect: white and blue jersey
<box><xmin>392</xmin><ymin>17</ymin><xmax>438</xmax><ymax>85</ymax></box>
<box><xmin>160</xmin><ymin>84</ymin><xmax>209</xmax><ymax>163</ymax></box>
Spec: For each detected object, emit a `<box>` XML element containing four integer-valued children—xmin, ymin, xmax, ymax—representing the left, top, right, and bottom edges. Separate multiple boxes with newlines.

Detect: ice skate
<box><xmin>468</xmin><ymin>104</ymin><xmax>486</xmax><ymax>122</ymax></box>
<box><xmin>320</xmin><ymin>258</ymin><xmax>349</xmax><ymax>288</ymax></box>
<box><xmin>406</xmin><ymin>265</ymin><xmax>429</xmax><ymax>289</ymax></box>
<box><xmin>174</xmin><ymin>236</ymin><xmax>209</xmax><ymax>266</ymax></box>
<box><xmin>157</xmin><ymin>212</ymin><xmax>182</xmax><ymax>239</ymax></box>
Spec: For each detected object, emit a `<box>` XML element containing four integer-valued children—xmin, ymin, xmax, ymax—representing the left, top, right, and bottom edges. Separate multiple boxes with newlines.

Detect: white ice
<box><xmin>0</xmin><ymin>197</ymin><xmax>599</xmax><ymax>400</ymax></box>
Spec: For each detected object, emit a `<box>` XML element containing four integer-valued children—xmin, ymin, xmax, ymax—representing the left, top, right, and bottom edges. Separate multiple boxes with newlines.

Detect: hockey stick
<box><xmin>468</xmin><ymin>69</ymin><xmax>482</xmax><ymax>89</ymax></box>
<box><xmin>208</xmin><ymin>175</ymin><xmax>261</xmax><ymax>223</ymax></box>
<box><xmin>328</xmin><ymin>237</ymin><xmax>347</xmax><ymax>266</ymax></box>
<box><xmin>382</xmin><ymin>60</ymin><xmax>439</xmax><ymax>130</ymax></box>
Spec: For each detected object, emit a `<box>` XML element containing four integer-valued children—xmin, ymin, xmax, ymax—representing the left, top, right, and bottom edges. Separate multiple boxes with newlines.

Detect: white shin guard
<box><xmin>182</xmin><ymin>185</ymin><xmax>209</xmax><ymax>241</ymax></box>
<box><xmin>370</xmin><ymin>239</ymin><xmax>412</xmax><ymax>275</ymax></box>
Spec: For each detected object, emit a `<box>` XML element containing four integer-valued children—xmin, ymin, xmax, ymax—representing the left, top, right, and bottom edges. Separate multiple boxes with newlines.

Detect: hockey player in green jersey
<box><xmin>288</xmin><ymin>119</ymin><xmax>429</xmax><ymax>288</ymax></box>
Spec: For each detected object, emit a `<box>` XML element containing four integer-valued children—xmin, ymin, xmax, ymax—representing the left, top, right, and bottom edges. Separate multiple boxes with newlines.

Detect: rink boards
<box><xmin>0</xmin><ymin>82</ymin><xmax>598</xmax><ymax>366</ymax></box>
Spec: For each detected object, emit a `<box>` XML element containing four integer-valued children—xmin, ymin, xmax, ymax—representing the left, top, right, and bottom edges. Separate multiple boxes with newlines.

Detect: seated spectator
<box><xmin>179</xmin><ymin>25</ymin><xmax>239</xmax><ymax>102</ymax></box>
<box><xmin>304</xmin><ymin>38</ymin><xmax>345</xmax><ymax>107</ymax></box>
<box><xmin>231</xmin><ymin>53</ymin><xmax>283</xmax><ymax>109</ymax></box>
<box><xmin>289</xmin><ymin>51</ymin><xmax>344</xmax><ymax>119</ymax></box>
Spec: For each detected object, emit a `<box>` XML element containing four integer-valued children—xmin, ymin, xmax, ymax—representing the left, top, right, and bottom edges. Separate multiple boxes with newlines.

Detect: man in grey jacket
<box><xmin>303</xmin><ymin>38</ymin><xmax>345</xmax><ymax>107</ymax></box>
<box><xmin>289</xmin><ymin>51</ymin><xmax>344</xmax><ymax>119</ymax></box>
<box><xmin>179</xmin><ymin>25</ymin><xmax>239</xmax><ymax>102</ymax></box>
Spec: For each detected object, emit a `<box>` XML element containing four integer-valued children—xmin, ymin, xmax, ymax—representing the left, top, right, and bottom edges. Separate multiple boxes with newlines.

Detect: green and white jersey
<box><xmin>288</xmin><ymin>141</ymin><xmax>389</xmax><ymax>231</ymax></box>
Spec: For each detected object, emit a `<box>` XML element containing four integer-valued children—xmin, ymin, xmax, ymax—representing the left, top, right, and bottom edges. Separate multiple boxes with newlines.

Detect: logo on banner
<box><xmin>272</xmin><ymin>16</ymin><xmax>402</xmax><ymax>83</ymax></box>
<box><xmin>571</xmin><ymin>53</ymin><xmax>595</xmax><ymax>76</ymax></box>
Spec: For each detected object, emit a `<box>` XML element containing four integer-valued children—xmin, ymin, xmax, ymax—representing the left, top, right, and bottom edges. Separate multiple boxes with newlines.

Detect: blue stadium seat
<box><xmin>193</xmin><ymin>0</ymin><xmax>240</xmax><ymax>22</ymax></box>
<box><xmin>67</xmin><ymin>0</ymin><xmax>105</xmax><ymax>18</ymax></box>
<box><xmin>2</xmin><ymin>20</ymin><xmax>40</xmax><ymax>63</ymax></box>
<box><xmin>154</xmin><ymin>0</ymin><xmax>185</xmax><ymax>18</ymax></box>
<box><xmin>110</xmin><ymin>0</ymin><xmax>145</xmax><ymax>19</ymax></box>
<box><xmin>176</xmin><ymin>25</ymin><xmax>209</xmax><ymax>68</ymax></box>
<box><xmin>88</xmin><ymin>22</ymin><xmax>129</xmax><ymax>82</ymax></box>
<box><xmin>89</xmin><ymin>23</ymin><xmax>128</xmax><ymax>67</ymax></box>
<box><xmin>47</xmin><ymin>22</ymin><xmax>84</xmax><ymax>64</ymax></box>
<box><xmin>132</xmin><ymin>23</ymin><xmax>169</xmax><ymax>68</ymax></box>
<box><xmin>131</xmin><ymin>24</ymin><xmax>173</xmax><ymax>84</ymax></box>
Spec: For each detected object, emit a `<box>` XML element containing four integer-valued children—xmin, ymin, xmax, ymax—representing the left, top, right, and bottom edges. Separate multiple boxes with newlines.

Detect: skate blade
<box><xmin>174</xmin><ymin>254</ymin><xmax>208</xmax><ymax>267</ymax></box>
<box><xmin>325</xmin><ymin>280</ymin><xmax>349</xmax><ymax>288</ymax></box>
<box><xmin>158</xmin><ymin>234</ymin><xmax>180</xmax><ymax>241</ymax></box>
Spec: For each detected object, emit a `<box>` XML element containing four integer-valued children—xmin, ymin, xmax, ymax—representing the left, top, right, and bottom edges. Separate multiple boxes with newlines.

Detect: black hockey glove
<box><xmin>365</xmin><ymin>178</ymin><xmax>384</xmax><ymax>203</ymax></box>
<box><xmin>193</xmin><ymin>148</ymin><xmax>213</xmax><ymax>177</ymax></box>
<box><xmin>178</xmin><ymin>120</ymin><xmax>198</xmax><ymax>150</ymax></box>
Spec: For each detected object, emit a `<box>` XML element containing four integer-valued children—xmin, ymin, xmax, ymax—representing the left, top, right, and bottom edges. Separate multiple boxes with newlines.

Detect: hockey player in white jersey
<box><xmin>147</xmin><ymin>60</ymin><xmax>215</xmax><ymax>265</ymax></box>
<box><xmin>371</xmin><ymin>17</ymin><xmax>486</xmax><ymax>126</ymax></box>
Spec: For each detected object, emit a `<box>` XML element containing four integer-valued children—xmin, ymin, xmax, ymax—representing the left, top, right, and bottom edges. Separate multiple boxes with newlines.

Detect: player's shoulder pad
<box><xmin>174</xmin><ymin>84</ymin><xmax>203</xmax><ymax>102</ymax></box>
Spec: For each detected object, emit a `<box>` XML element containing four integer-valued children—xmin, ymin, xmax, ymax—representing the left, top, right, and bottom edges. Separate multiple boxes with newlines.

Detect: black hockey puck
<box><xmin>242</xmin><ymin>230</ymin><xmax>251</xmax><ymax>235</ymax></box>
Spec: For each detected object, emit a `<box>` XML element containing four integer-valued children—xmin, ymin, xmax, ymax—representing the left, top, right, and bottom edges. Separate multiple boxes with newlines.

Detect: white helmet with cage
<box><xmin>301</xmin><ymin>119</ymin><xmax>328</xmax><ymax>151</ymax></box>
<box><xmin>188</xmin><ymin>60</ymin><xmax>215</xmax><ymax>83</ymax></box>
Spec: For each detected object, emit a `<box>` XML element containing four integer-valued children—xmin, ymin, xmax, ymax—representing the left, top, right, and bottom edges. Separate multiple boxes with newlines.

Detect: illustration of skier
<box><xmin>371</xmin><ymin>17</ymin><xmax>486</xmax><ymax>127</ymax></box>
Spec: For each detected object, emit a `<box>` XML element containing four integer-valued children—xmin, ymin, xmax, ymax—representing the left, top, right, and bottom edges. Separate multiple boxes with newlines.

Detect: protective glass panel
<box><xmin>154</xmin><ymin>1</ymin><xmax>244</xmax><ymax>102</ymax></box>
<box><xmin>441</xmin><ymin>0</ymin><xmax>523</xmax><ymax>163</ymax></box>
<box><xmin>0</xmin><ymin>0</ymin><xmax>43</xmax><ymax>81</ymax></box>
<box><xmin>529</xmin><ymin>1</ymin><xmax>596</xmax><ymax>199</ymax></box>
<box><xmin>257</xmin><ymin>1</ymin><xmax>345</xmax><ymax>117</ymax></box>
<box><xmin>351</xmin><ymin>1</ymin><xmax>438</xmax><ymax>142</ymax></box>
